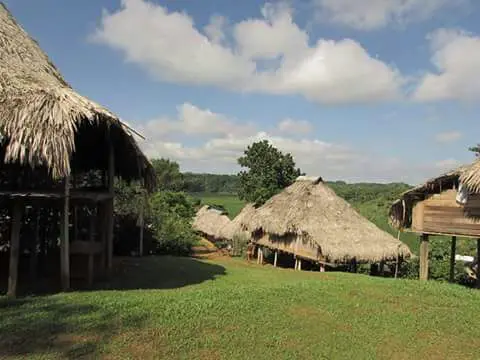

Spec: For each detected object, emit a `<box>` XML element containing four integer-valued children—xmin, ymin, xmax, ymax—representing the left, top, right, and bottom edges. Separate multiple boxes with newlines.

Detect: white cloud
<box><xmin>92</xmin><ymin>0</ymin><xmax>403</xmax><ymax>103</ymax></box>
<box><xmin>313</xmin><ymin>0</ymin><xmax>465</xmax><ymax>30</ymax></box>
<box><xmin>435</xmin><ymin>130</ymin><xmax>462</xmax><ymax>143</ymax></box>
<box><xmin>278</xmin><ymin>118</ymin><xmax>313</xmax><ymax>134</ymax></box>
<box><xmin>414</xmin><ymin>29</ymin><xmax>480</xmax><ymax>101</ymax></box>
<box><xmin>135</xmin><ymin>103</ymin><xmax>459</xmax><ymax>184</ymax></box>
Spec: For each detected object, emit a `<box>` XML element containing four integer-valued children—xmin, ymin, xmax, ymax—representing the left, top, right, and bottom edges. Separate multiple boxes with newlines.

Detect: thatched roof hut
<box><xmin>222</xmin><ymin>203</ymin><xmax>257</xmax><ymax>240</ymax></box>
<box><xmin>193</xmin><ymin>205</ymin><xmax>232</xmax><ymax>241</ymax></box>
<box><xmin>0</xmin><ymin>3</ymin><xmax>154</xmax><ymax>189</ymax></box>
<box><xmin>250</xmin><ymin>177</ymin><xmax>411</xmax><ymax>263</ymax></box>
<box><xmin>389</xmin><ymin>162</ymin><xmax>475</xmax><ymax>230</ymax></box>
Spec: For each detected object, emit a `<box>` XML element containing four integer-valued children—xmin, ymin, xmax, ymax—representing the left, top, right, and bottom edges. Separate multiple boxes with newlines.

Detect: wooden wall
<box><xmin>412</xmin><ymin>189</ymin><xmax>480</xmax><ymax>237</ymax></box>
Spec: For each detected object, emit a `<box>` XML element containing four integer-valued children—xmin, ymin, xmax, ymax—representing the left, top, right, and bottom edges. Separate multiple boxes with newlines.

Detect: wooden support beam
<box><xmin>449</xmin><ymin>236</ymin><xmax>457</xmax><ymax>283</ymax></box>
<box><xmin>297</xmin><ymin>258</ymin><xmax>302</xmax><ymax>271</ymax></box>
<box><xmin>273</xmin><ymin>251</ymin><xmax>278</xmax><ymax>267</ymax></box>
<box><xmin>257</xmin><ymin>247</ymin><xmax>261</xmax><ymax>264</ymax></box>
<box><xmin>106</xmin><ymin>139</ymin><xmax>115</xmax><ymax>275</ymax></box>
<box><xmin>60</xmin><ymin>177</ymin><xmax>71</xmax><ymax>291</ymax></box>
<box><xmin>319</xmin><ymin>263</ymin><xmax>325</xmax><ymax>272</ymax></box>
<box><xmin>7</xmin><ymin>200</ymin><xmax>23</xmax><ymax>298</ymax></box>
<box><xmin>87</xmin><ymin>211</ymin><xmax>95</xmax><ymax>287</ymax></box>
<box><xmin>29</xmin><ymin>209</ymin><xmax>40</xmax><ymax>282</ymax></box>
<box><xmin>419</xmin><ymin>234</ymin><xmax>429</xmax><ymax>281</ymax></box>
<box><xmin>476</xmin><ymin>239</ymin><xmax>480</xmax><ymax>289</ymax></box>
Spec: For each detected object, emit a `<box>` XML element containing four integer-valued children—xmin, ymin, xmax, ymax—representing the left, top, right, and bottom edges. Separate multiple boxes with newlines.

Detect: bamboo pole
<box><xmin>60</xmin><ymin>176</ymin><xmax>71</xmax><ymax>291</ymax></box>
<box><xmin>7</xmin><ymin>200</ymin><xmax>23</xmax><ymax>297</ymax></box>
<box><xmin>419</xmin><ymin>234</ymin><xmax>429</xmax><ymax>281</ymax></box>
<box><xmin>273</xmin><ymin>251</ymin><xmax>278</xmax><ymax>267</ymax></box>
<box><xmin>449</xmin><ymin>236</ymin><xmax>457</xmax><ymax>283</ymax></box>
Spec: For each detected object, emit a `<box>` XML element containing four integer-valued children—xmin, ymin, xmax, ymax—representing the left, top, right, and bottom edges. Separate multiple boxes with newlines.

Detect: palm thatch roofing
<box><xmin>222</xmin><ymin>203</ymin><xmax>257</xmax><ymax>240</ymax></box>
<box><xmin>389</xmin><ymin>161</ymin><xmax>479</xmax><ymax>229</ymax></box>
<box><xmin>0</xmin><ymin>4</ymin><xmax>154</xmax><ymax>189</ymax></box>
<box><xmin>249</xmin><ymin>177</ymin><xmax>411</xmax><ymax>263</ymax></box>
<box><xmin>193</xmin><ymin>205</ymin><xmax>232</xmax><ymax>240</ymax></box>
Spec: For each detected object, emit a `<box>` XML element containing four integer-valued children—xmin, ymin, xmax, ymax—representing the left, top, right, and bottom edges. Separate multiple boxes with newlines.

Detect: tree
<box><xmin>237</xmin><ymin>140</ymin><xmax>302</xmax><ymax>205</ymax></box>
<box><xmin>469</xmin><ymin>144</ymin><xmax>480</xmax><ymax>157</ymax></box>
<box><xmin>151</xmin><ymin>158</ymin><xmax>184</xmax><ymax>191</ymax></box>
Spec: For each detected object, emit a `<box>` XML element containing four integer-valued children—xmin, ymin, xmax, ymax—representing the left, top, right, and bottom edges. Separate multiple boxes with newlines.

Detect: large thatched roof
<box><xmin>193</xmin><ymin>205</ymin><xmax>232</xmax><ymax>240</ymax></box>
<box><xmin>0</xmin><ymin>4</ymin><xmax>154</xmax><ymax>189</ymax></box>
<box><xmin>390</xmin><ymin>161</ymin><xmax>478</xmax><ymax>229</ymax></box>
<box><xmin>250</xmin><ymin>177</ymin><xmax>411</xmax><ymax>263</ymax></box>
<box><xmin>222</xmin><ymin>203</ymin><xmax>257</xmax><ymax>240</ymax></box>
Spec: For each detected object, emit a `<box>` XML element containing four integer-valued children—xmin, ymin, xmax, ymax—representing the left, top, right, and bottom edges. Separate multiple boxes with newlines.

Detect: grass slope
<box><xmin>1</xmin><ymin>256</ymin><xmax>480</xmax><ymax>359</ymax></box>
<box><xmin>193</xmin><ymin>193</ymin><xmax>246</xmax><ymax>219</ymax></box>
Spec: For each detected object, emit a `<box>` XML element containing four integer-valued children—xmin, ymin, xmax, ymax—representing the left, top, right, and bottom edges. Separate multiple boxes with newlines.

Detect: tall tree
<box><xmin>469</xmin><ymin>144</ymin><xmax>480</xmax><ymax>157</ymax></box>
<box><xmin>151</xmin><ymin>158</ymin><xmax>184</xmax><ymax>191</ymax></box>
<box><xmin>237</xmin><ymin>140</ymin><xmax>302</xmax><ymax>205</ymax></box>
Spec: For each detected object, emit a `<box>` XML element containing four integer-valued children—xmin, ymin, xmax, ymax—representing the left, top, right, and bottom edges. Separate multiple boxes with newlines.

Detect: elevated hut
<box><xmin>390</xmin><ymin>160</ymin><xmax>480</xmax><ymax>284</ymax></box>
<box><xmin>0</xmin><ymin>4</ymin><xmax>154</xmax><ymax>296</ymax></box>
<box><xmin>250</xmin><ymin>176</ymin><xmax>411</xmax><ymax>271</ymax></box>
<box><xmin>193</xmin><ymin>205</ymin><xmax>231</xmax><ymax>242</ymax></box>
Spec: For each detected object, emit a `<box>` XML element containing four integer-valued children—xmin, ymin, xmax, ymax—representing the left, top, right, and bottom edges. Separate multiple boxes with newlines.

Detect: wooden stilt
<box><xmin>7</xmin><ymin>200</ymin><xmax>23</xmax><ymax>298</ymax></box>
<box><xmin>138</xmin><ymin>204</ymin><xmax>144</xmax><ymax>257</ymax></box>
<box><xmin>319</xmin><ymin>263</ymin><xmax>325</xmax><ymax>272</ymax></box>
<box><xmin>30</xmin><ymin>209</ymin><xmax>40</xmax><ymax>281</ymax></box>
<box><xmin>106</xmin><ymin>140</ymin><xmax>115</xmax><ymax>275</ymax></box>
<box><xmin>273</xmin><ymin>251</ymin><xmax>278</xmax><ymax>267</ymax></box>
<box><xmin>297</xmin><ymin>258</ymin><xmax>302</xmax><ymax>271</ymax></box>
<box><xmin>60</xmin><ymin>177</ymin><xmax>71</xmax><ymax>291</ymax></box>
<box><xmin>476</xmin><ymin>239</ymin><xmax>480</xmax><ymax>289</ymax></box>
<box><xmin>419</xmin><ymin>234</ymin><xmax>429</xmax><ymax>281</ymax></box>
<box><xmin>257</xmin><ymin>247</ymin><xmax>261</xmax><ymax>264</ymax></box>
<box><xmin>87</xmin><ymin>211</ymin><xmax>95</xmax><ymax>287</ymax></box>
<box><xmin>294</xmin><ymin>257</ymin><xmax>298</xmax><ymax>270</ymax></box>
<box><xmin>260</xmin><ymin>248</ymin><xmax>264</xmax><ymax>265</ymax></box>
<box><xmin>449</xmin><ymin>236</ymin><xmax>457</xmax><ymax>283</ymax></box>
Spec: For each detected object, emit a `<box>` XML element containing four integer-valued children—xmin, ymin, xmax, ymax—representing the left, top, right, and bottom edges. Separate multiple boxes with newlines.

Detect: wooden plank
<box><xmin>412</xmin><ymin>202</ymin><xmax>425</xmax><ymax>231</ymax></box>
<box><xmin>419</xmin><ymin>234</ymin><xmax>429</xmax><ymax>281</ymax></box>
<box><xmin>422</xmin><ymin>224</ymin><xmax>480</xmax><ymax>237</ymax></box>
<box><xmin>60</xmin><ymin>177</ymin><xmax>71</xmax><ymax>291</ymax></box>
<box><xmin>449</xmin><ymin>236</ymin><xmax>456</xmax><ymax>283</ymax></box>
<box><xmin>7</xmin><ymin>200</ymin><xmax>23</xmax><ymax>297</ymax></box>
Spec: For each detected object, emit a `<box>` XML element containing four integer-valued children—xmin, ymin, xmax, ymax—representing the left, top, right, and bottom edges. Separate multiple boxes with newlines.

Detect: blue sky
<box><xmin>5</xmin><ymin>0</ymin><xmax>480</xmax><ymax>183</ymax></box>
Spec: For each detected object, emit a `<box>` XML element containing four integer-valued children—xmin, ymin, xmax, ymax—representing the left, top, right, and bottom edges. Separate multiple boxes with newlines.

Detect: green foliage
<box><xmin>237</xmin><ymin>140</ymin><xmax>302</xmax><ymax>205</ymax></box>
<box><xmin>2</xmin><ymin>257</ymin><xmax>480</xmax><ymax>359</ymax></box>
<box><xmin>151</xmin><ymin>158</ymin><xmax>184</xmax><ymax>191</ymax></box>
<box><xmin>469</xmin><ymin>143</ymin><xmax>480</xmax><ymax>157</ymax></box>
<box><xmin>183</xmin><ymin>173</ymin><xmax>239</xmax><ymax>193</ymax></box>
<box><xmin>193</xmin><ymin>193</ymin><xmax>246</xmax><ymax>218</ymax></box>
<box><xmin>148</xmin><ymin>192</ymin><xmax>199</xmax><ymax>255</ymax></box>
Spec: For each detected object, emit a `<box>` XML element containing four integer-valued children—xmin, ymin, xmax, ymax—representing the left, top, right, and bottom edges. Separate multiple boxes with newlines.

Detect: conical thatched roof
<box><xmin>0</xmin><ymin>4</ymin><xmax>154</xmax><ymax>189</ymax></box>
<box><xmin>250</xmin><ymin>177</ymin><xmax>411</xmax><ymax>263</ymax></box>
<box><xmin>193</xmin><ymin>205</ymin><xmax>232</xmax><ymax>240</ymax></box>
<box><xmin>460</xmin><ymin>159</ymin><xmax>480</xmax><ymax>193</ymax></box>
<box><xmin>222</xmin><ymin>203</ymin><xmax>257</xmax><ymax>240</ymax></box>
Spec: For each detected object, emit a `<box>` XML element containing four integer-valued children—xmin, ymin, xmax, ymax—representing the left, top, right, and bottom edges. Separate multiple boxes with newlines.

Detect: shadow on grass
<box><xmin>0</xmin><ymin>296</ymin><xmax>148</xmax><ymax>359</ymax></box>
<box><xmin>94</xmin><ymin>255</ymin><xmax>226</xmax><ymax>291</ymax></box>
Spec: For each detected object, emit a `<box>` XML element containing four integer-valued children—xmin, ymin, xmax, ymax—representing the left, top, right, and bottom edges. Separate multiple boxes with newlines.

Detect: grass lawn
<box><xmin>1</xmin><ymin>256</ymin><xmax>480</xmax><ymax>359</ymax></box>
<box><xmin>193</xmin><ymin>193</ymin><xmax>246</xmax><ymax>218</ymax></box>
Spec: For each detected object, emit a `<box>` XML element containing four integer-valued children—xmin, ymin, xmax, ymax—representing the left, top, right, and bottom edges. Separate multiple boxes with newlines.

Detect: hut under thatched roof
<box><xmin>250</xmin><ymin>177</ymin><xmax>411</xmax><ymax>264</ymax></box>
<box><xmin>0</xmin><ymin>3</ymin><xmax>154</xmax><ymax>188</ymax></box>
<box><xmin>193</xmin><ymin>205</ymin><xmax>232</xmax><ymax>241</ymax></box>
<box><xmin>222</xmin><ymin>203</ymin><xmax>257</xmax><ymax>240</ymax></box>
<box><xmin>389</xmin><ymin>160</ymin><xmax>480</xmax><ymax>283</ymax></box>
<box><xmin>0</xmin><ymin>3</ymin><xmax>155</xmax><ymax>296</ymax></box>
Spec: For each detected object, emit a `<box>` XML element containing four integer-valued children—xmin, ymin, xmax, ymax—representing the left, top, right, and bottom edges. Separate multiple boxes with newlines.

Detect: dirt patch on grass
<box><xmin>104</xmin><ymin>328</ymin><xmax>168</xmax><ymax>359</ymax></box>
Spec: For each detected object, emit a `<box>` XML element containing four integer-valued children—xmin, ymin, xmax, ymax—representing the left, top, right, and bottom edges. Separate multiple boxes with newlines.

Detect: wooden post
<box><xmin>273</xmin><ymin>251</ymin><xmax>278</xmax><ymax>267</ymax></box>
<box><xmin>60</xmin><ymin>177</ymin><xmax>71</xmax><ymax>291</ymax></box>
<box><xmin>351</xmin><ymin>258</ymin><xmax>357</xmax><ymax>273</ymax></box>
<box><xmin>449</xmin><ymin>236</ymin><xmax>457</xmax><ymax>283</ymax></box>
<box><xmin>294</xmin><ymin>257</ymin><xmax>297</xmax><ymax>270</ymax></box>
<box><xmin>297</xmin><ymin>258</ymin><xmax>302</xmax><ymax>271</ymax></box>
<box><xmin>29</xmin><ymin>209</ymin><xmax>40</xmax><ymax>282</ymax></box>
<box><xmin>138</xmin><ymin>204</ymin><xmax>144</xmax><ymax>257</ymax></box>
<box><xmin>87</xmin><ymin>211</ymin><xmax>95</xmax><ymax>287</ymax></box>
<box><xmin>419</xmin><ymin>234</ymin><xmax>429</xmax><ymax>281</ymax></box>
<box><xmin>476</xmin><ymin>239</ymin><xmax>480</xmax><ymax>289</ymax></box>
<box><xmin>7</xmin><ymin>200</ymin><xmax>23</xmax><ymax>298</ymax></box>
<box><xmin>319</xmin><ymin>263</ymin><xmax>325</xmax><ymax>272</ymax></box>
<box><xmin>257</xmin><ymin>247</ymin><xmax>261</xmax><ymax>264</ymax></box>
<box><xmin>106</xmin><ymin>139</ymin><xmax>115</xmax><ymax>275</ymax></box>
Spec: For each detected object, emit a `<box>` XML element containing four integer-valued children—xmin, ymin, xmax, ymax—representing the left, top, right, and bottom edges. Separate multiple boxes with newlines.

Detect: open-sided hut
<box><xmin>390</xmin><ymin>161</ymin><xmax>480</xmax><ymax>284</ymax></box>
<box><xmin>0</xmin><ymin>4</ymin><xmax>155</xmax><ymax>296</ymax></box>
<box><xmin>250</xmin><ymin>176</ymin><xmax>411</xmax><ymax>270</ymax></box>
<box><xmin>193</xmin><ymin>205</ymin><xmax>231</xmax><ymax>242</ymax></box>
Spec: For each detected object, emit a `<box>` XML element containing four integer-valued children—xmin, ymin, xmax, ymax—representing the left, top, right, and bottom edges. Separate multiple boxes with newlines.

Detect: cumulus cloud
<box><xmin>92</xmin><ymin>0</ymin><xmax>403</xmax><ymax>103</ymax></box>
<box><xmin>313</xmin><ymin>0</ymin><xmax>466</xmax><ymax>30</ymax></box>
<box><xmin>414</xmin><ymin>29</ymin><xmax>480</xmax><ymax>101</ymax></box>
<box><xmin>435</xmin><ymin>130</ymin><xmax>462</xmax><ymax>143</ymax></box>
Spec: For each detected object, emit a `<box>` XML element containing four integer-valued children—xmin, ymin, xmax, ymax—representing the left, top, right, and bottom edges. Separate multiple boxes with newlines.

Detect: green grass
<box><xmin>1</xmin><ymin>256</ymin><xmax>480</xmax><ymax>359</ymax></box>
<box><xmin>193</xmin><ymin>193</ymin><xmax>246</xmax><ymax>218</ymax></box>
